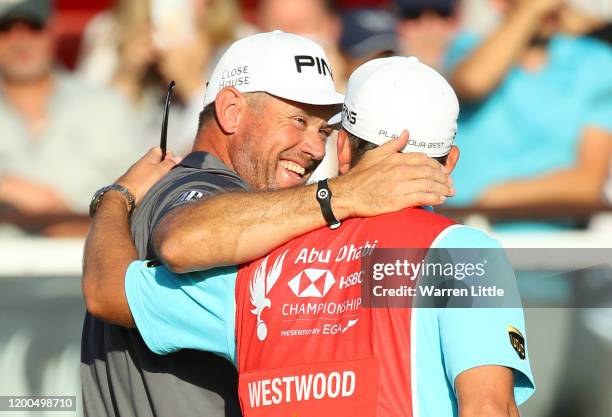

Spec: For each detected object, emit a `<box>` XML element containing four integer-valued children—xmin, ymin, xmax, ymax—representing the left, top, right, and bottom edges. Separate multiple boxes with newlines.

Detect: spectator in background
<box><xmin>77</xmin><ymin>0</ymin><xmax>241</xmax><ymax>155</ymax></box>
<box><xmin>445</xmin><ymin>0</ymin><xmax>612</xmax><ymax>225</ymax></box>
<box><xmin>567</xmin><ymin>0</ymin><xmax>612</xmax><ymax>203</ymax></box>
<box><xmin>0</xmin><ymin>0</ymin><xmax>138</xmax><ymax>236</ymax></box>
<box><xmin>339</xmin><ymin>8</ymin><xmax>399</xmax><ymax>81</ymax></box>
<box><xmin>257</xmin><ymin>0</ymin><xmax>347</xmax><ymax>90</ymax></box>
<box><xmin>395</xmin><ymin>0</ymin><xmax>459</xmax><ymax>71</ymax></box>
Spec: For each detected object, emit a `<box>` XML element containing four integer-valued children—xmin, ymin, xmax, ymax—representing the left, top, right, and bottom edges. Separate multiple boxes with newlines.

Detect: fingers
<box><xmin>402</xmin><ymin>192</ymin><xmax>447</xmax><ymax>207</ymax></box>
<box><xmin>162</xmin><ymin>151</ymin><xmax>182</xmax><ymax>164</ymax></box>
<box><xmin>396</xmin><ymin>130</ymin><xmax>410</xmax><ymax>147</ymax></box>
<box><xmin>380</xmin><ymin>158</ymin><xmax>452</xmax><ymax>195</ymax></box>
<box><xmin>375</xmin><ymin>130</ymin><xmax>410</xmax><ymax>154</ymax></box>
<box><xmin>393</xmin><ymin>152</ymin><xmax>445</xmax><ymax>172</ymax></box>
<box><xmin>398</xmin><ymin>164</ymin><xmax>450</xmax><ymax>187</ymax></box>
<box><xmin>398</xmin><ymin>177</ymin><xmax>453</xmax><ymax>198</ymax></box>
<box><xmin>141</xmin><ymin>147</ymin><xmax>181</xmax><ymax>169</ymax></box>
<box><xmin>160</xmin><ymin>155</ymin><xmax>181</xmax><ymax>170</ymax></box>
<box><xmin>144</xmin><ymin>146</ymin><xmax>163</xmax><ymax>162</ymax></box>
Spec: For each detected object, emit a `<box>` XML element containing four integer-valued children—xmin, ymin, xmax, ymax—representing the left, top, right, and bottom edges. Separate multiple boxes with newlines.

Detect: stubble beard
<box><xmin>231</xmin><ymin>130</ymin><xmax>279</xmax><ymax>191</ymax></box>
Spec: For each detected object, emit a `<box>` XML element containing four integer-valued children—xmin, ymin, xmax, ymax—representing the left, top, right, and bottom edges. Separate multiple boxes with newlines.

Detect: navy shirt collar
<box><xmin>180</xmin><ymin>152</ymin><xmax>233</xmax><ymax>172</ymax></box>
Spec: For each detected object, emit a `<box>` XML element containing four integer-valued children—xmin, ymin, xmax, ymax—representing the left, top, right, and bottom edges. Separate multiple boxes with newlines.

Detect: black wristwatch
<box><xmin>316</xmin><ymin>179</ymin><xmax>341</xmax><ymax>229</ymax></box>
<box><xmin>89</xmin><ymin>184</ymin><xmax>136</xmax><ymax>218</ymax></box>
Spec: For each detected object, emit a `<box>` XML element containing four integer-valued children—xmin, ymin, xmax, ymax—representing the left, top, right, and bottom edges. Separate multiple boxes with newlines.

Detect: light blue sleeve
<box><xmin>443</xmin><ymin>32</ymin><xmax>481</xmax><ymax>73</ymax></box>
<box><xmin>581</xmin><ymin>40</ymin><xmax>612</xmax><ymax>132</ymax></box>
<box><xmin>432</xmin><ymin>226</ymin><xmax>536</xmax><ymax>405</ymax></box>
<box><xmin>125</xmin><ymin>260</ymin><xmax>237</xmax><ymax>364</ymax></box>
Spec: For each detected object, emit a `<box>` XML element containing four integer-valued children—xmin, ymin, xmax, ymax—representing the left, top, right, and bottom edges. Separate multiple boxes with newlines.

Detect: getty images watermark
<box><xmin>360</xmin><ymin>248</ymin><xmax>612</xmax><ymax>308</ymax></box>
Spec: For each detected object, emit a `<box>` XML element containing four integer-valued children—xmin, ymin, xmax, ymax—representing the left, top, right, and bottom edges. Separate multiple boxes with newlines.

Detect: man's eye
<box><xmin>320</xmin><ymin>128</ymin><xmax>332</xmax><ymax>139</ymax></box>
<box><xmin>293</xmin><ymin>117</ymin><xmax>307</xmax><ymax>126</ymax></box>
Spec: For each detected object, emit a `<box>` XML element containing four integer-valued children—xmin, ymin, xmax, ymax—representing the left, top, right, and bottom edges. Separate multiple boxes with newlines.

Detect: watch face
<box><xmin>317</xmin><ymin>188</ymin><xmax>330</xmax><ymax>200</ymax></box>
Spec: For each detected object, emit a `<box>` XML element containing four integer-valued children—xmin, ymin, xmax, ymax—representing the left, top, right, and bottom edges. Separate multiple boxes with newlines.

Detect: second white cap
<box><xmin>341</xmin><ymin>56</ymin><xmax>459</xmax><ymax>157</ymax></box>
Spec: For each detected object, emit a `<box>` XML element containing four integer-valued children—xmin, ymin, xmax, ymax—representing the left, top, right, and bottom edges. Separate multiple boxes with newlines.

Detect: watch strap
<box><xmin>316</xmin><ymin>179</ymin><xmax>341</xmax><ymax>229</ymax></box>
<box><xmin>89</xmin><ymin>184</ymin><xmax>136</xmax><ymax>218</ymax></box>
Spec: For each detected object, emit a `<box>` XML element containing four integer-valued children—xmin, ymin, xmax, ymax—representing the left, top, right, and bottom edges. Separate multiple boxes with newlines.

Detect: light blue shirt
<box><xmin>413</xmin><ymin>225</ymin><xmax>534</xmax><ymax>416</ymax></box>
<box><xmin>444</xmin><ymin>33</ymin><xmax>612</xmax><ymax>206</ymax></box>
<box><xmin>125</xmin><ymin>225</ymin><xmax>535</xmax><ymax>416</ymax></box>
<box><xmin>125</xmin><ymin>264</ymin><xmax>238</xmax><ymax>362</ymax></box>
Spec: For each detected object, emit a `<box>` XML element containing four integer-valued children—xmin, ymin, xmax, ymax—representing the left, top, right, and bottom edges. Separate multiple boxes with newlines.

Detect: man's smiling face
<box><xmin>230</xmin><ymin>93</ymin><xmax>338</xmax><ymax>190</ymax></box>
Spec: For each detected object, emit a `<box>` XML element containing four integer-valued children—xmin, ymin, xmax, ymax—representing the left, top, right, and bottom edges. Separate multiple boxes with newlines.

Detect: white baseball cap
<box><xmin>340</xmin><ymin>56</ymin><xmax>459</xmax><ymax>157</ymax></box>
<box><xmin>203</xmin><ymin>31</ymin><xmax>344</xmax><ymax>107</ymax></box>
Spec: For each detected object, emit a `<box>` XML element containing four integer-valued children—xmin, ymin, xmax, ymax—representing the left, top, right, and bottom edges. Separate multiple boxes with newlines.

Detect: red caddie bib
<box><xmin>235</xmin><ymin>207</ymin><xmax>455</xmax><ymax>417</ymax></box>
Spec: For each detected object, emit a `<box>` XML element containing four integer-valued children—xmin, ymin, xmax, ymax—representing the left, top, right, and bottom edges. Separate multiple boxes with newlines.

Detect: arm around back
<box><xmin>154</xmin><ymin>134</ymin><xmax>454</xmax><ymax>273</ymax></box>
<box><xmin>82</xmin><ymin>147</ymin><xmax>180</xmax><ymax>326</ymax></box>
<box><xmin>82</xmin><ymin>191</ymin><xmax>137</xmax><ymax>327</ymax></box>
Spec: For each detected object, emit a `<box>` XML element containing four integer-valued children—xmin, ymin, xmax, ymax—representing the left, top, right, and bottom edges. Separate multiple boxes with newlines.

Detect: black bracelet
<box><xmin>316</xmin><ymin>179</ymin><xmax>341</xmax><ymax>229</ymax></box>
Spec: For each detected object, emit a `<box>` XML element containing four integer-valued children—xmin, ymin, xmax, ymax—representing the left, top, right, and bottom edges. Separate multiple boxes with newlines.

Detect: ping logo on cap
<box><xmin>294</xmin><ymin>55</ymin><xmax>334</xmax><ymax>79</ymax></box>
<box><xmin>343</xmin><ymin>104</ymin><xmax>357</xmax><ymax>125</ymax></box>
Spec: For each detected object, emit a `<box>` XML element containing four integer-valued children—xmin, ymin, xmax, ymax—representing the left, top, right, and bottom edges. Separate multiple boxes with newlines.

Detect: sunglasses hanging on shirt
<box><xmin>160</xmin><ymin>80</ymin><xmax>176</xmax><ymax>161</ymax></box>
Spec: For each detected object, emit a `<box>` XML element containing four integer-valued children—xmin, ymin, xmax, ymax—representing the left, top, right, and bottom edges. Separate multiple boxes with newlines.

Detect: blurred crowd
<box><xmin>0</xmin><ymin>0</ymin><xmax>610</xmax><ymax>236</ymax></box>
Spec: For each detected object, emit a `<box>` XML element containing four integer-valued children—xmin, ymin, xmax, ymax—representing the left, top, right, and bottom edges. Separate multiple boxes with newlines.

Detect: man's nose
<box><xmin>300</xmin><ymin>129</ymin><xmax>326</xmax><ymax>161</ymax></box>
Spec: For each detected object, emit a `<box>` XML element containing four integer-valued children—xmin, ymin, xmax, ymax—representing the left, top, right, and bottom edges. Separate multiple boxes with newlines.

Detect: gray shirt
<box><xmin>81</xmin><ymin>152</ymin><xmax>248</xmax><ymax>417</ymax></box>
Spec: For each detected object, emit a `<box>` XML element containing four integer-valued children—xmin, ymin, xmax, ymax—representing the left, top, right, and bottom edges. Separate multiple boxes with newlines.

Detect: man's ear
<box><xmin>214</xmin><ymin>87</ymin><xmax>245</xmax><ymax>135</ymax></box>
<box><xmin>445</xmin><ymin>146</ymin><xmax>460</xmax><ymax>173</ymax></box>
<box><xmin>336</xmin><ymin>130</ymin><xmax>352</xmax><ymax>174</ymax></box>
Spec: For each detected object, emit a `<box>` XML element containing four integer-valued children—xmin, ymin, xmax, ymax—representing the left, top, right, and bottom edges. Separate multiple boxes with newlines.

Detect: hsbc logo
<box><xmin>288</xmin><ymin>269</ymin><xmax>336</xmax><ymax>298</ymax></box>
<box><xmin>250</xmin><ymin>250</ymin><xmax>289</xmax><ymax>341</ymax></box>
